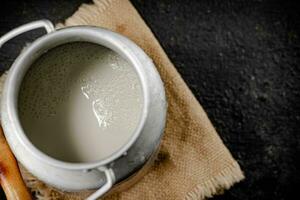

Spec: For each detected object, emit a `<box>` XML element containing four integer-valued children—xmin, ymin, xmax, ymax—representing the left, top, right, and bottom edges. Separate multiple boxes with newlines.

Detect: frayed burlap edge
<box><xmin>185</xmin><ymin>162</ymin><xmax>244</xmax><ymax>200</ymax></box>
<box><xmin>56</xmin><ymin>0</ymin><xmax>114</xmax><ymax>28</ymax></box>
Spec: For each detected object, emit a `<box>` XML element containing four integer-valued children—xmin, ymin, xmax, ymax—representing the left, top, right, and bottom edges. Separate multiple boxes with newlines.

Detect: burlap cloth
<box><xmin>0</xmin><ymin>0</ymin><xmax>244</xmax><ymax>199</ymax></box>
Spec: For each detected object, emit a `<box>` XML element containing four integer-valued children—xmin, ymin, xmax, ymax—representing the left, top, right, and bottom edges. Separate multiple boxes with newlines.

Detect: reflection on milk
<box><xmin>81</xmin><ymin>83</ymin><xmax>114</xmax><ymax>128</ymax></box>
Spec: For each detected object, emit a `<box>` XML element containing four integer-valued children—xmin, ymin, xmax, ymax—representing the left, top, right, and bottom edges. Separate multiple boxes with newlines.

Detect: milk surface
<box><xmin>18</xmin><ymin>42</ymin><xmax>143</xmax><ymax>163</ymax></box>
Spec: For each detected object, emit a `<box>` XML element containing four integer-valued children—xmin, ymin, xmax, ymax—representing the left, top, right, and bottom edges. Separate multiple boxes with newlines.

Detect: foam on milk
<box><xmin>18</xmin><ymin>42</ymin><xmax>143</xmax><ymax>163</ymax></box>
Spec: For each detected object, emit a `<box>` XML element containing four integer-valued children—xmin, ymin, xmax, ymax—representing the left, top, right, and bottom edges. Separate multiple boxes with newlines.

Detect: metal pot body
<box><xmin>0</xmin><ymin>20</ymin><xmax>166</xmax><ymax>199</ymax></box>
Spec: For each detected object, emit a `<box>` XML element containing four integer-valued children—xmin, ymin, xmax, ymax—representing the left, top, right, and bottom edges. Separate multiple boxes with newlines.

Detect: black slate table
<box><xmin>0</xmin><ymin>0</ymin><xmax>299</xmax><ymax>199</ymax></box>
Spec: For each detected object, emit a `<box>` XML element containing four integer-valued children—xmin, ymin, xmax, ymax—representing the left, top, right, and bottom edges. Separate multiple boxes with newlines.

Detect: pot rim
<box><xmin>3</xmin><ymin>26</ymin><xmax>150</xmax><ymax>170</ymax></box>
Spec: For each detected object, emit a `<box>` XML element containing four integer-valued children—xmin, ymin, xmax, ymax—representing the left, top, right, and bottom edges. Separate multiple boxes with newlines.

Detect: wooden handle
<box><xmin>0</xmin><ymin>126</ymin><xmax>32</xmax><ymax>200</ymax></box>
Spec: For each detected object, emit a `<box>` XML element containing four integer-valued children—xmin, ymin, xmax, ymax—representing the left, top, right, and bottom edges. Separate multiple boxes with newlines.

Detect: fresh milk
<box><xmin>18</xmin><ymin>42</ymin><xmax>143</xmax><ymax>163</ymax></box>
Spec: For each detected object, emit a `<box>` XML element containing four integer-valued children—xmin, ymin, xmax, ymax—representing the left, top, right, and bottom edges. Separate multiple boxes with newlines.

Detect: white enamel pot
<box><xmin>0</xmin><ymin>20</ymin><xmax>167</xmax><ymax>199</ymax></box>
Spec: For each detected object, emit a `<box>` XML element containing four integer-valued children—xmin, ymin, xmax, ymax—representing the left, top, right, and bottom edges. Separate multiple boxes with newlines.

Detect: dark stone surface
<box><xmin>0</xmin><ymin>0</ymin><xmax>299</xmax><ymax>199</ymax></box>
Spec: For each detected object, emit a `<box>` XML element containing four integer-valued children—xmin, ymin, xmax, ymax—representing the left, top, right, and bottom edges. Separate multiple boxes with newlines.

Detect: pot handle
<box><xmin>86</xmin><ymin>166</ymin><xmax>115</xmax><ymax>200</ymax></box>
<box><xmin>0</xmin><ymin>20</ymin><xmax>55</xmax><ymax>48</ymax></box>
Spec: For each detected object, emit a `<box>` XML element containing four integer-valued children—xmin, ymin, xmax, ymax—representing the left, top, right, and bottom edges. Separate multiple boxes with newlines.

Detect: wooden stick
<box><xmin>0</xmin><ymin>125</ymin><xmax>32</xmax><ymax>200</ymax></box>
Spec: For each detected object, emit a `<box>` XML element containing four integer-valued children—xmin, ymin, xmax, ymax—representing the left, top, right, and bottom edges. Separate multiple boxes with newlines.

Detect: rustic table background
<box><xmin>0</xmin><ymin>0</ymin><xmax>299</xmax><ymax>199</ymax></box>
